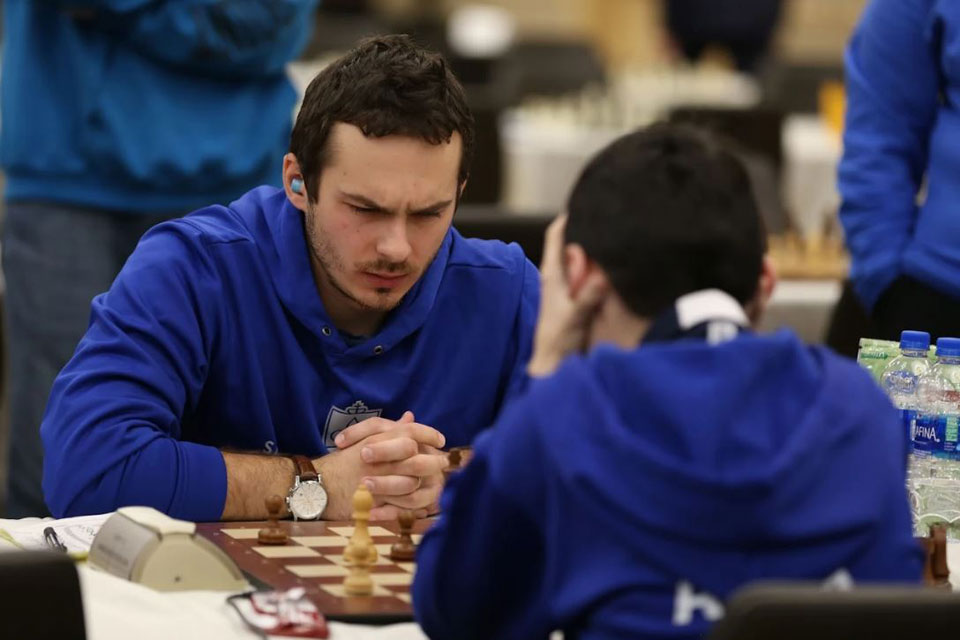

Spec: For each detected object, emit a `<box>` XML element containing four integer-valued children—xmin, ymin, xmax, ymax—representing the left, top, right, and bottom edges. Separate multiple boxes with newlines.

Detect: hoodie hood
<box><xmin>231</xmin><ymin>186</ymin><xmax>452</xmax><ymax>359</ymax></box>
<box><xmin>412</xmin><ymin>314</ymin><xmax>920</xmax><ymax>640</ymax></box>
<box><xmin>540</xmin><ymin>330</ymin><xmax>907</xmax><ymax>560</ymax></box>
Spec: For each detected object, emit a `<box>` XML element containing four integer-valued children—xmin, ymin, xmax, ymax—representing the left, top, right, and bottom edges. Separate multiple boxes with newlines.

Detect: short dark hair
<box><xmin>290</xmin><ymin>34</ymin><xmax>475</xmax><ymax>201</ymax></box>
<box><xmin>566</xmin><ymin>123</ymin><xmax>766</xmax><ymax>317</ymax></box>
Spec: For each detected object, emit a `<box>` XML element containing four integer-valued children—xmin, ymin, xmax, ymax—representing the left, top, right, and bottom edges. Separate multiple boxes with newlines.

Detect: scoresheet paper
<box><xmin>0</xmin><ymin>512</ymin><xmax>111</xmax><ymax>557</ymax></box>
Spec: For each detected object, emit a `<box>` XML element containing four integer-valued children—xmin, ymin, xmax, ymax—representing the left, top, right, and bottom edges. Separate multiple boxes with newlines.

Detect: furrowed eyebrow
<box><xmin>412</xmin><ymin>200</ymin><xmax>453</xmax><ymax>216</ymax></box>
<box><xmin>340</xmin><ymin>191</ymin><xmax>453</xmax><ymax>216</ymax></box>
<box><xmin>341</xmin><ymin>192</ymin><xmax>387</xmax><ymax>212</ymax></box>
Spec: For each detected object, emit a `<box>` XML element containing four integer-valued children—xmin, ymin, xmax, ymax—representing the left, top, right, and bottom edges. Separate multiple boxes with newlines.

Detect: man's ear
<box><xmin>282</xmin><ymin>153</ymin><xmax>309</xmax><ymax>212</ymax></box>
<box><xmin>563</xmin><ymin>243</ymin><xmax>589</xmax><ymax>298</ymax></box>
<box><xmin>745</xmin><ymin>254</ymin><xmax>777</xmax><ymax>326</ymax></box>
<box><xmin>564</xmin><ymin>243</ymin><xmax>609</xmax><ymax>303</ymax></box>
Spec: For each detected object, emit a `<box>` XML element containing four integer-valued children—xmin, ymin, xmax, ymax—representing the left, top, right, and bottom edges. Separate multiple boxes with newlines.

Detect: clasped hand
<box><xmin>317</xmin><ymin>411</ymin><xmax>448</xmax><ymax>520</ymax></box>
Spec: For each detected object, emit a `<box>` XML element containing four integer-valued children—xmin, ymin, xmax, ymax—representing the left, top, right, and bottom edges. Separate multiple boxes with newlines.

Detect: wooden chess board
<box><xmin>196</xmin><ymin>519</ymin><xmax>433</xmax><ymax>623</ymax></box>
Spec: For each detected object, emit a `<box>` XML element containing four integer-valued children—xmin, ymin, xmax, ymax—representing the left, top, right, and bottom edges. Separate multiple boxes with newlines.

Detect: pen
<box><xmin>43</xmin><ymin>527</ymin><xmax>67</xmax><ymax>553</ymax></box>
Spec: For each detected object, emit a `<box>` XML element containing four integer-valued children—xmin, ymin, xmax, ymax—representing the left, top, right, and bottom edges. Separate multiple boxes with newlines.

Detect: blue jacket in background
<box><xmin>40</xmin><ymin>187</ymin><xmax>539</xmax><ymax>520</ymax></box>
<box><xmin>414</xmin><ymin>332</ymin><xmax>923</xmax><ymax>640</ymax></box>
<box><xmin>1</xmin><ymin>0</ymin><xmax>317</xmax><ymax>212</ymax></box>
<box><xmin>840</xmin><ymin>0</ymin><xmax>960</xmax><ymax>309</ymax></box>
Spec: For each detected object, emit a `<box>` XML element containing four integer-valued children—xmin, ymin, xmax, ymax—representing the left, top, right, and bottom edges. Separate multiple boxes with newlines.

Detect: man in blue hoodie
<box><xmin>1</xmin><ymin>1</ymin><xmax>319</xmax><ymax>517</ymax></box>
<box><xmin>831</xmin><ymin>0</ymin><xmax>960</xmax><ymax>344</ymax></box>
<box><xmin>413</xmin><ymin>124</ymin><xmax>923</xmax><ymax>640</ymax></box>
<box><xmin>40</xmin><ymin>35</ymin><xmax>539</xmax><ymax>523</ymax></box>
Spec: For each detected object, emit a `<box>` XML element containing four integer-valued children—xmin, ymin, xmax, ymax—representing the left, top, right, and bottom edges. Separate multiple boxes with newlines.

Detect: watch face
<box><xmin>289</xmin><ymin>481</ymin><xmax>327</xmax><ymax>520</ymax></box>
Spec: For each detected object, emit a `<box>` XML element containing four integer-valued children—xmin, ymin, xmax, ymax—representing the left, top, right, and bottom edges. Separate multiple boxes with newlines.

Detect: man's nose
<box><xmin>376</xmin><ymin>217</ymin><xmax>412</xmax><ymax>264</ymax></box>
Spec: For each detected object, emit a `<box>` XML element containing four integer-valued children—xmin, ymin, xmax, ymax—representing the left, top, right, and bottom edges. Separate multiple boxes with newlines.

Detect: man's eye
<box><xmin>416</xmin><ymin>210</ymin><xmax>442</xmax><ymax>218</ymax></box>
<box><xmin>351</xmin><ymin>205</ymin><xmax>378</xmax><ymax>214</ymax></box>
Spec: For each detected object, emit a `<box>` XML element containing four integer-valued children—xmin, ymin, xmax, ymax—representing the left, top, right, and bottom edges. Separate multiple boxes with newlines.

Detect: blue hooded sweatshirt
<box><xmin>1</xmin><ymin>0</ymin><xmax>317</xmax><ymax>212</ymax></box>
<box><xmin>840</xmin><ymin>0</ymin><xmax>960</xmax><ymax>308</ymax></box>
<box><xmin>413</xmin><ymin>330</ymin><xmax>923</xmax><ymax>640</ymax></box>
<box><xmin>40</xmin><ymin>187</ymin><xmax>539</xmax><ymax>520</ymax></box>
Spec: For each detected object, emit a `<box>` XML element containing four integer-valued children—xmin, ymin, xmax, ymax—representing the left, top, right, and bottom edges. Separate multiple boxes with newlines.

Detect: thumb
<box><xmin>399</xmin><ymin>410</ymin><xmax>415</xmax><ymax>423</ymax></box>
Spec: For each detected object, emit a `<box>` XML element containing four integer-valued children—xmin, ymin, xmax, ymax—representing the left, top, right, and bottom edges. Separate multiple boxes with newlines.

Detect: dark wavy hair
<box><xmin>289</xmin><ymin>34</ymin><xmax>475</xmax><ymax>202</ymax></box>
<box><xmin>566</xmin><ymin>123</ymin><xmax>766</xmax><ymax>317</ymax></box>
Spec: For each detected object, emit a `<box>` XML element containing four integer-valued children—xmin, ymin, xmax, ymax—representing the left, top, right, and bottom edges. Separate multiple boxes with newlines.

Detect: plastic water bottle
<box><xmin>885</xmin><ymin>330</ymin><xmax>932</xmax><ymax>534</ymax></box>
<box><xmin>881</xmin><ymin>330</ymin><xmax>931</xmax><ymax>446</ymax></box>
<box><xmin>912</xmin><ymin>337</ymin><xmax>960</xmax><ymax>535</ymax></box>
<box><xmin>915</xmin><ymin>338</ymin><xmax>960</xmax><ymax>470</ymax></box>
<box><xmin>880</xmin><ymin>331</ymin><xmax>930</xmax><ymax>478</ymax></box>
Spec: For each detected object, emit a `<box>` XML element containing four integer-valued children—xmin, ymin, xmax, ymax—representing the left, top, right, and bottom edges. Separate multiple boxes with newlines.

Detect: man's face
<box><xmin>303</xmin><ymin>123</ymin><xmax>461</xmax><ymax>316</ymax></box>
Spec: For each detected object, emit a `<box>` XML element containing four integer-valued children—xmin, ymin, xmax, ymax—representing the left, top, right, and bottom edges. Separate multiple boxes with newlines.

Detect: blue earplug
<box><xmin>291</xmin><ymin>177</ymin><xmax>304</xmax><ymax>194</ymax></box>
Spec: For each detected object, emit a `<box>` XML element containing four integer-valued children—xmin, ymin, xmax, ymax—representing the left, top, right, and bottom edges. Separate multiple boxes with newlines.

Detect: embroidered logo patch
<box><xmin>323</xmin><ymin>401</ymin><xmax>382</xmax><ymax>448</ymax></box>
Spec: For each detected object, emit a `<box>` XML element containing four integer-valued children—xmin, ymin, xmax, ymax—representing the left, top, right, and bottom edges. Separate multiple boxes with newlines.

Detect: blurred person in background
<box><xmin>0</xmin><ymin>0</ymin><xmax>319</xmax><ymax>517</ymax></box>
<box><xmin>832</xmin><ymin>0</ymin><xmax>960</xmax><ymax>348</ymax></box>
<box><xmin>664</xmin><ymin>0</ymin><xmax>784</xmax><ymax>73</ymax></box>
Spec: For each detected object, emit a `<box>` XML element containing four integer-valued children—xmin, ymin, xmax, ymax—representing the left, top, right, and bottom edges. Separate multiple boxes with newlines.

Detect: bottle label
<box><xmin>903</xmin><ymin>409</ymin><xmax>918</xmax><ymax>440</ymax></box>
<box><xmin>886</xmin><ymin>370</ymin><xmax>920</xmax><ymax>395</ymax></box>
<box><xmin>912</xmin><ymin>414</ymin><xmax>960</xmax><ymax>456</ymax></box>
<box><xmin>944</xmin><ymin>415</ymin><xmax>959</xmax><ymax>456</ymax></box>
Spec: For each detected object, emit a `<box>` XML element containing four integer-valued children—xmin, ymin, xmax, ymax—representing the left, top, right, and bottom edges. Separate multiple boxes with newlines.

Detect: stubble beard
<box><xmin>305</xmin><ymin>212</ymin><xmax>407</xmax><ymax>313</ymax></box>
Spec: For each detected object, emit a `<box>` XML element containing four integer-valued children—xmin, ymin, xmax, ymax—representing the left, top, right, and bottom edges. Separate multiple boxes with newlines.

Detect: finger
<box><xmin>340</xmin><ymin>419</ymin><xmax>446</xmax><ymax>450</ymax></box>
<box><xmin>421</xmin><ymin>475</ymin><xmax>444</xmax><ymax>517</ymax></box>
<box><xmin>374</xmin><ymin>452</ymin><xmax>448</xmax><ymax>478</ymax></box>
<box><xmin>360</xmin><ymin>437</ymin><xmax>419</xmax><ymax>464</ymax></box>
<box><xmin>418</xmin><ymin>444</ymin><xmax>449</xmax><ymax>473</ymax></box>
<box><xmin>389</xmin><ymin>422</ymin><xmax>445</xmax><ymax>449</ymax></box>
<box><xmin>570</xmin><ymin>272</ymin><xmax>608</xmax><ymax>354</ymax></box>
<box><xmin>399</xmin><ymin>410</ymin><xmax>415</xmax><ymax>423</ymax></box>
<box><xmin>363</xmin><ymin>426</ymin><xmax>445</xmax><ymax>459</ymax></box>
<box><xmin>418</xmin><ymin>443</ymin><xmax>443</xmax><ymax>456</ymax></box>
<box><xmin>370</xmin><ymin>505</ymin><xmax>429</xmax><ymax>522</ymax></box>
<box><xmin>362</xmin><ymin>474</ymin><xmax>420</xmax><ymax>496</ymax></box>
<box><xmin>334</xmin><ymin>417</ymin><xmax>398</xmax><ymax>449</ymax></box>
<box><xmin>416</xmin><ymin>469</ymin><xmax>443</xmax><ymax>487</ymax></box>
<box><xmin>539</xmin><ymin>213</ymin><xmax>568</xmax><ymax>274</ymax></box>
<box><xmin>377</xmin><ymin>481</ymin><xmax>443</xmax><ymax>511</ymax></box>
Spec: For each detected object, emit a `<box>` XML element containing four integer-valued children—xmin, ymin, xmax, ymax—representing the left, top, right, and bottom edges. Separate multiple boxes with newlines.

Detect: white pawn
<box><xmin>343</xmin><ymin>484</ymin><xmax>377</xmax><ymax>596</ymax></box>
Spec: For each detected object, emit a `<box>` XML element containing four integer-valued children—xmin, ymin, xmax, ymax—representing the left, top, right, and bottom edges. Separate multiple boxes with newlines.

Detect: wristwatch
<box><xmin>286</xmin><ymin>455</ymin><xmax>328</xmax><ymax>521</ymax></box>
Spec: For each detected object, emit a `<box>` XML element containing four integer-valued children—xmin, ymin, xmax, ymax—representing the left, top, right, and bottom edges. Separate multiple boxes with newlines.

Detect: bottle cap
<box><xmin>936</xmin><ymin>337</ymin><xmax>960</xmax><ymax>358</ymax></box>
<box><xmin>900</xmin><ymin>330</ymin><xmax>930</xmax><ymax>351</ymax></box>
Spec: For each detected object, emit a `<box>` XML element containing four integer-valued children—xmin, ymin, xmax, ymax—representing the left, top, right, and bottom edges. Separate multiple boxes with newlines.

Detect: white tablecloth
<box><xmin>4</xmin><ymin>507</ymin><xmax>960</xmax><ymax>638</ymax></box>
<box><xmin>77</xmin><ymin>565</ymin><xmax>426</xmax><ymax>640</ymax></box>
<box><xmin>0</xmin><ymin>521</ymin><xmax>427</xmax><ymax>640</ymax></box>
<box><xmin>4</xmin><ymin>529</ymin><xmax>958</xmax><ymax>638</ymax></box>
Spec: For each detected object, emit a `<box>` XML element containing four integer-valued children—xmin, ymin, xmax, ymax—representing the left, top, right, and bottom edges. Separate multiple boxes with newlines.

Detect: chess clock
<box><xmin>287</xmin><ymin>455</ymin><xmax>328</xmax><ymax>521</ymax></box>
<box><xmin>89</xmin><ymin>506</ymin><xmax>247</xmax><ymax>592</ymax></box>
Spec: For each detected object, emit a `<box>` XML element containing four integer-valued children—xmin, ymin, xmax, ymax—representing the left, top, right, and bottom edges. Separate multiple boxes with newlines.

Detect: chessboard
<box><xmin>195</xmin><ymin>518</ymin><xmax>433</xmax><ymax>623</ymax></box>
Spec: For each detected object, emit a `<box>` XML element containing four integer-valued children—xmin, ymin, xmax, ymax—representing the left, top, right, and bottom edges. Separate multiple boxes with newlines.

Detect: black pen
<box><xmin>43</xmin><ymin>527</ymin><xmax>67</xmax><ymax>553</ymax></box>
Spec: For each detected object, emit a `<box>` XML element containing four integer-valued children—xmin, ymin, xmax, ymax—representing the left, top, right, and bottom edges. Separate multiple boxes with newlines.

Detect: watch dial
<box><xmin>291</xmin><ymin>482</ymin><xmax>327</xmax><ymax>519</ymax></box>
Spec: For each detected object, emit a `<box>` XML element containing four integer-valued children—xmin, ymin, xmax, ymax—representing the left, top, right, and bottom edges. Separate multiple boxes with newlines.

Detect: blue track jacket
<box><xmin>414</xmin><ymin>331</ymin><xmax>923</xmax><ymax>640</ymax></box>
<box><xmin>840</xmin><ymin>0</ymin><xmax>960</xmax><ymax>308</ymax></box>
<box><xmin>1</xmin><ymin>0</ymin><xmax>317</xmax><ymax>212</ymax></box>
<box><xmin>40</xmin><ymin>187</ymin><xmax>539</xmax><ymax>520</ymax></box>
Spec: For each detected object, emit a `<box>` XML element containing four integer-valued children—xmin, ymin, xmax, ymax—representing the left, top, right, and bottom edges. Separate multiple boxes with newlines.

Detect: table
<box><xmin>0</xmin><ymin>518</ymin><xmax>427</xmax><ymax>640</ymax></box>
<box><xmin>76</xmin><ymin>566</ymin><xmax>426</xmax><ymax>640</ymax></box>
<box><xmin>5</xmin><ymin>506</ymin><xmax>960</xmax><ymax>639</ymax></box>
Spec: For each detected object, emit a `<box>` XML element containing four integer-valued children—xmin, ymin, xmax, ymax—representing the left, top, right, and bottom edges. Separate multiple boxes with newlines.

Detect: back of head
<box><xmin>565</xmin><ymin>123</ymin><xmax>765</xmax><ymax>318</ymax></box>
<box><xmin>289</xmin><ymin>34</ymin><xmax>475</xmax><ymax>201</ymax></box>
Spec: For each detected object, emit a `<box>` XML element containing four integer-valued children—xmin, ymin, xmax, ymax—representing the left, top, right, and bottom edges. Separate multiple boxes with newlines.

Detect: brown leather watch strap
<box><xmin>290</xmin><ymin>454</ymin><xmax>318</xmax><ymax>483</ymax></box>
